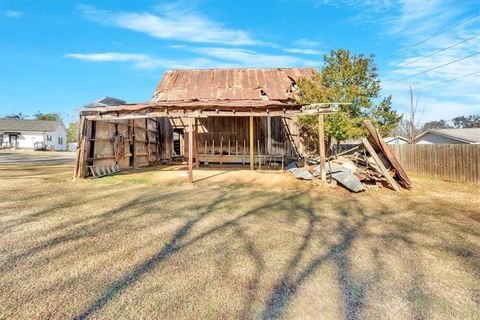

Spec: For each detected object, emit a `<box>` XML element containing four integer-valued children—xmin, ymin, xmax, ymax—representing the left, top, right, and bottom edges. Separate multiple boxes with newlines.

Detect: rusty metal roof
<box><xmin>153</xmin><ymin>68</ymin><xmax>317</xmax><ymax>102</ymax></box>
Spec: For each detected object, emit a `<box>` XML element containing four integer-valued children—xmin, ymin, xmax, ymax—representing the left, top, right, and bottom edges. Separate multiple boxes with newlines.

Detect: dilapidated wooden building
<box><xmin>74</xmin><ymin>67</ymin><xmax>335</xmax><ymax>182</ymax></box>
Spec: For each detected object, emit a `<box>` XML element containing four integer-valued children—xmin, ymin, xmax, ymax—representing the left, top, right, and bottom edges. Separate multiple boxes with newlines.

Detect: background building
<box><xmin>0</xmin><ymin>119</ymin><xmax>67</xmax><ymax>150</ymax></box>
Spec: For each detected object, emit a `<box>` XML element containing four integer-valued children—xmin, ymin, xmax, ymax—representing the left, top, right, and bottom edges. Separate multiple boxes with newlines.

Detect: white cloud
<box><xmin>4</xmin><ymin>10</ymin><xmax>23</xmax><ymax>18</ymax></box>
<box><xmin>65</xmin><ymin>47</ymin><xmax>321</xmax><ymax>70</ymax></box>
<box><xmin>283</xmin><ymin>48</ymin><xmax>323</xmax><ymax>55</ymax></box>
<box><xmin>292</xmin><ymin>38</ymin><xmax>322</xmax><ymax>48</ymax></box>
<box><xmin>78</xmin><ymin>4</ymin><xmax>257</xmax><ymax>46</ymax></box>
<box><xmin>64</xmin><ymin>52</ymin><xmax>219</xmax><ymax>70</ymax></box>
<box><xmin>190</xmin><ymin>47</ymin><xmax>319</xmax><ymax>67</ymax></box>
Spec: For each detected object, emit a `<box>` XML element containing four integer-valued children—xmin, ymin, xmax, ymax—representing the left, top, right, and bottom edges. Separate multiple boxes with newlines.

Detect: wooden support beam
<box><xmin>361</xmin><ymin>138</ymin><xmax>400</xmax><ymax>191</ymax></box>
<box><xmin>188</xmin><ymin>117</ymin><xmax>194</xmax><ymax>183</ymax></box>
<box><xmin>249</xmin><ymin>116</ymin><xmax>254</xmax><ymax>170</ymax></box>
<box><xmin>318</xmin><ymin>114</ymin><xmax>326</xmax><ymax>183</ymax></box>
<box><xmin>194</xmin><ymin>118</ymin><xmax>200</xmax><ymax>168</ymax></box>
<box><xmin>77</xmin><ymin>136</ymin><xmax>88</xmax><ymax>178</ymax></box>
<box><xmin>267</xmin><ymin>116</ymin><xmax>272</xmax><ymax>155</ymax></box>
<box><xmin>132</xmin><ymin>119</ymin><xmax>137</xmax><ymax>168</ymax></box>
<box><xmin>220</xmin><ymin>137</ymin><xmax>223</xmax><ymax>166</ymax></box>
<box><xmin>73</xmin><ymin>115</ymin><xmax>86</xmax><ymax>179</ymax></box>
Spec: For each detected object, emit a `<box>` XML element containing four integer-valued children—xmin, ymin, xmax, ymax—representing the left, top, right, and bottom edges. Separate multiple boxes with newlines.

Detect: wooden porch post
<box><xmin>249</xmin><ymin>116</ymin><xmax>254</xmax><ymax>170</ymax></box>
<box><xmin>194</xmin><ymin>118</ymin><xmax>200</xmax><ymax>168</ymax></box>
<box><xmin>318</xmin><ymin>114</ymin><xmax>326</xmax><ymax>183</ymax></box>
<box><xmin>267</xmin><ymin>115</ymin><xmax>272</xmax><ymax>155</ymax></box>
<box><xmin>188</xmin><ymin>117</ymin><xmax>193</xmax><ymax>183</ymax></box>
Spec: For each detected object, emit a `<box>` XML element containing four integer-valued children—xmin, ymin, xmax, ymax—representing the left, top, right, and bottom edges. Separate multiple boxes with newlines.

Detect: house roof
<box><xmin>153</xmin><ymin>68</ymin><xmax>317</xmax><ymax>102</ymax></box>
<box><xmin>0</xmin><ymin>119</ymin><xmax>63</xmax><ymax>132</ymax></box>
<box><xmin>415</xmin><ymin>128</ymin><xmax>480</xmax><ymax>144</ymax></box>
<box><xmin>384</xmin><ymin>136</ymin><xmax>409</xmax><ymax>143</ymax></box>
<box><xmin>84</xmin><ymin>96</ymin><xmax>126</xmax><ymax>108</ymax></box>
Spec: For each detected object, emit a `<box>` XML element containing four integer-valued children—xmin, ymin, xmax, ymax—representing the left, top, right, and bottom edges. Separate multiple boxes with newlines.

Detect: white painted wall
<box><xmin>17</xmin><ymin>132</ymin><xmax>44</xmax><ymax>149</ymax></box>
<box><xmin>1</xmin><ymin>124</ymin><xmax>67</xmax><ymax>150</ymax></box>
<box><xmin>49</xmin><ymin>124</ymin><xmax>67</xmax><ymax>151</ymax></box>
<box><xmin>416</xmin><ymin>133</ymin><xmax>465</xmax><ymax>144</ymax></box>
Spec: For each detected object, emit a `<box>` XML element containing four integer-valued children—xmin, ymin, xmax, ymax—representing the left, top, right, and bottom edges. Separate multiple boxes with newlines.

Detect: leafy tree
<box><xmin>296</xmin><ymin>49</ymin><xmax>401</xmax><ymax>151</ymax></box>
<box><xmin>66</xmin><ymin>121</ymin><xmax>79</xmax><ymax>144</ymax></box>
<box><xmin>452</xmin><ymin>115</ymin><xmax>480</xmax><ymax>128</ymax></box>
<box><xmin>370</xmin><ymin>95</ymin><xmax>402</xmax><ymax>136</ymax></box>
<box><xmin>34</xmin><ymin>112</ymin><xmax>62</xmax><ymax>121</ymax></box>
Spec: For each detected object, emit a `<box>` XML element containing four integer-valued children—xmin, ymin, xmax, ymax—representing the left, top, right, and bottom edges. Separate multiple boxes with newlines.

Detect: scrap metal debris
<box><xmin>286</xmin><ymin>121</ymin><xmax>412</xmax><ymax>192</ymax></box>
<box><xmin>287</xmin><ymin>166</ymin><xmax>314</xmax><ymax>180</ymax></box>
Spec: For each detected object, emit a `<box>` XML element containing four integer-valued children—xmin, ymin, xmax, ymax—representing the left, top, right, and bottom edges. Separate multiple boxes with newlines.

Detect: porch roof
<box><xmin>80</xmin><ymin>99</ymin><xmax>335</xmax><ymax>119</ymax></box>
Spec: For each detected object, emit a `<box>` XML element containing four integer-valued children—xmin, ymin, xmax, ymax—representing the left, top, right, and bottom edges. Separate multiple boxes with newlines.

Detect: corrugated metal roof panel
<box><xmin>152</xmin><ymin>67</ymin><xmax>317</xmax><ymax>102</ymax></box>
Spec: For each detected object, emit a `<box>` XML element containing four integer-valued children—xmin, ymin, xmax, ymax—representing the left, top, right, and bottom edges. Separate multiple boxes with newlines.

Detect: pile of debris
<box><xmin>286</xmin><ymin>120</ymin><xmax>412</xmax><ymax>192</ymax></box>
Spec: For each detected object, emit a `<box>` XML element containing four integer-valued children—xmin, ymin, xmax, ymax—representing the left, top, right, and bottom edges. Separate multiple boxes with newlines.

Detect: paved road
<box><xmin>0</xmin><ymin>151</ymin><xmax>76</xmax><ymax>164</ymax></box>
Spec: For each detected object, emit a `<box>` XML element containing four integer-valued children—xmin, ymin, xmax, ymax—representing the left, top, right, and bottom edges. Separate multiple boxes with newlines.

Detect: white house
<box><xmin>0</xmin><ymin>119</ymin><xmax>67</xmax><ymax>150</ymax></box>
<box><xmin>415</xmin><ymin>128</ymin><xmax>480</xmax><ymax>144</ymax></box>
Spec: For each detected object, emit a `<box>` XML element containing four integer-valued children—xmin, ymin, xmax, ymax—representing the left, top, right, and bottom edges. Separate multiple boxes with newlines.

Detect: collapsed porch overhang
<box><xmin>79</xmin><ymin>100</ymin><xmax>338</xmax><ymax>120</ymax></box>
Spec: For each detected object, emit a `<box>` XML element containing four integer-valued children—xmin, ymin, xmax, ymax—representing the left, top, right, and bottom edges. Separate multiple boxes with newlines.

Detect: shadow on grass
<box><xmin>73</xmin><ymin>191</ymin><xmax>308</xmax><ymax>319</ymax></box>
<box><xmin>68</xmin><ymin>191</ymin><xmax>479</xmax><ymax>319</ymax></box>
<box><xmin>2</xmin><ymin>175</ymin><xmax>479</xmax><ymax>319</ymax></box>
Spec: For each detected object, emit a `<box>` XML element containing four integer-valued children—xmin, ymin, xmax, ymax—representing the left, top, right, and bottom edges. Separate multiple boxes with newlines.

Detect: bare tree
<box><xmin>400</xmin><ymin>86</ymin><xmax>424</xmax><ymax>143</ymax></box>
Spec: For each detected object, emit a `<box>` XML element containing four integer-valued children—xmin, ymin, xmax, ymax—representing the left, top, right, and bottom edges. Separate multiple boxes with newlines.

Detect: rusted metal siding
<box><xmin>153</xmin><ymin>68</ymin><xmax>317</xmax><ymax>102</ymax></box>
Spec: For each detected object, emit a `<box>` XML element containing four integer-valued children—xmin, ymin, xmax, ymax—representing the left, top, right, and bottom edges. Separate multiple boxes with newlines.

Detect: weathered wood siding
<box><xmin>390</xmin><ymin>144</ymin><xmax>480</xmax><ymax>184</ymax></box>
<box><xmin>171</xmin><ymin>116</ymin><xmax>303</xmax><ymax>158</ymax></box>
<box><xmin>88</xmin><ymin>118</ymin><xmax>160</xmax><ymax>172</ymax></box>
<box><xmin>83</xmin><ymin>115</ymin><xmax>305</xmax><ymax>175</ymax></box>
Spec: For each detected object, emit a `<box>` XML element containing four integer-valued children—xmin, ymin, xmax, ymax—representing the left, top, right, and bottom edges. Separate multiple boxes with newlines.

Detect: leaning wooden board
<box><xmin>363</xmin><ymin>120</ymin><xmax>412</xmax><ymax>189</ymax></box>
<box><xmin>362</xmin><ymin>138</ymin><xmax>401</xmax><ymax>192</ymax></box>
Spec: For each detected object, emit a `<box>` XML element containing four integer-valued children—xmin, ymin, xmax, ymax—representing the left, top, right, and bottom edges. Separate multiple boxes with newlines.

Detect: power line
<box><xmin>415</xmin><ymin>71</ymin><xmax>480</xmax><ymax>91</ymax></box>
<box><xmin>399</xmin><ymin>34</ymin><xmax>480</xmax><ymax>68</ymax></box>
<box><xmin>392</xmin><ymin>51</ymin><xmax>480</xmax><ymax>83</ymax></box>
<box><xmin>409</xmin><ymin>12</ymin><xmax>480</xmax><ymax>48</ymax></box>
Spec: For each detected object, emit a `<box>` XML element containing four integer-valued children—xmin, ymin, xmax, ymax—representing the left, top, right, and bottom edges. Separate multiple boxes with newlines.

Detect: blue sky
<box><xmin>1</xmin><ymin>0</ymin><xmax>479</xmax><ymax>125</ymax></box>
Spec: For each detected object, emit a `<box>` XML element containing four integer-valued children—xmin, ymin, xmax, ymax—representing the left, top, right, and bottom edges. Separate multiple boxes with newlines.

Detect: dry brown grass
<box><xmin>0</xmin><ymin>155</ymin><xmax>479</xmax><ymax>319</ymax></box>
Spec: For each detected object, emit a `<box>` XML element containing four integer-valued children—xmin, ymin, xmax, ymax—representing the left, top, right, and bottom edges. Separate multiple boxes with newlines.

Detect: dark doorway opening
<box><xmin>173</xmin><ymin>129</ymin><xmax>184</xmax><ymax>156</ymax></box>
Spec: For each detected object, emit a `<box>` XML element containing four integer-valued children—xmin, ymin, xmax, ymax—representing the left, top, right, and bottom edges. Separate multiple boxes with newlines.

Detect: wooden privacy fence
<box><xmin>390</xmin><ymin>144</ymin><xmax>480</xmax><ymax>184</ymax></box>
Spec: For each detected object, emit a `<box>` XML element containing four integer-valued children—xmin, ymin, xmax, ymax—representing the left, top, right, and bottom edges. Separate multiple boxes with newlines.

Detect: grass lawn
<box><xmin>0</xmin><ymin>156</ymin><xmax>479</xmax><ymax>319</ymax></box>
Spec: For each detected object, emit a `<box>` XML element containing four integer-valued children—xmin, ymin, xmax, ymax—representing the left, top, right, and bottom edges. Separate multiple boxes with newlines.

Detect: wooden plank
<box><xmin>318</xmin><ymin>114</ymin><xmax>326</xmax><ymax>183</ymax></box>
<box><xmin>195</xmin><ymin>118</ymin><xmax>200</xmax><ymax>168</ymax></box>
<box><xmin>249</xmin><ymin>116</ymin><xmax>254</xmax><ymax>170</ymax></box>
<box><xmin>363</xmin><ymin>120</ymin><xmax>411</xmax><ymax>188</ymax></box>
<box><xmin>267</xmin><ymin>116</ymin><xmax>272</xmax><ymax>155</ymax></box>
<box><xmin>188</xmin><ymin>117</ymin><xmax>193</xmax><ymax>183</ymax></box>
<box><xmin>362</xmin><ymin>138</ymin><xmax>401</xmax><ymax>191</ymax></box>
<box><xmin>73</xmin><ymin>116</ymin><xmax>86</xmax><ymax>179</ymax></box>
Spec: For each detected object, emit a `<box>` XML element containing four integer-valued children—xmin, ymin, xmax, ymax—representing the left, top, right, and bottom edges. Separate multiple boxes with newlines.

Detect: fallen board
<box><xmin>362</xmin><ymin>138</ymin><xmax>401</xmax><ymax>192</ymax></box>
<box><xmin>363</xmin><ymin>120</ymin><xmax>412</xmax><ymax>189</ymax></box>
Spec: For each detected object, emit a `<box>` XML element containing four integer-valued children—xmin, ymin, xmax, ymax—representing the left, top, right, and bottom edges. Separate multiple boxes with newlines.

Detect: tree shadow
<box><xmin>261</xmin><ymin>203</ymin><xmax>371</xmax><ymax>320</ymax></box>
<box><xmin>73</xmin><ymin>191</ymin><xmax>308</xmax><ymax>319</ymax></box>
